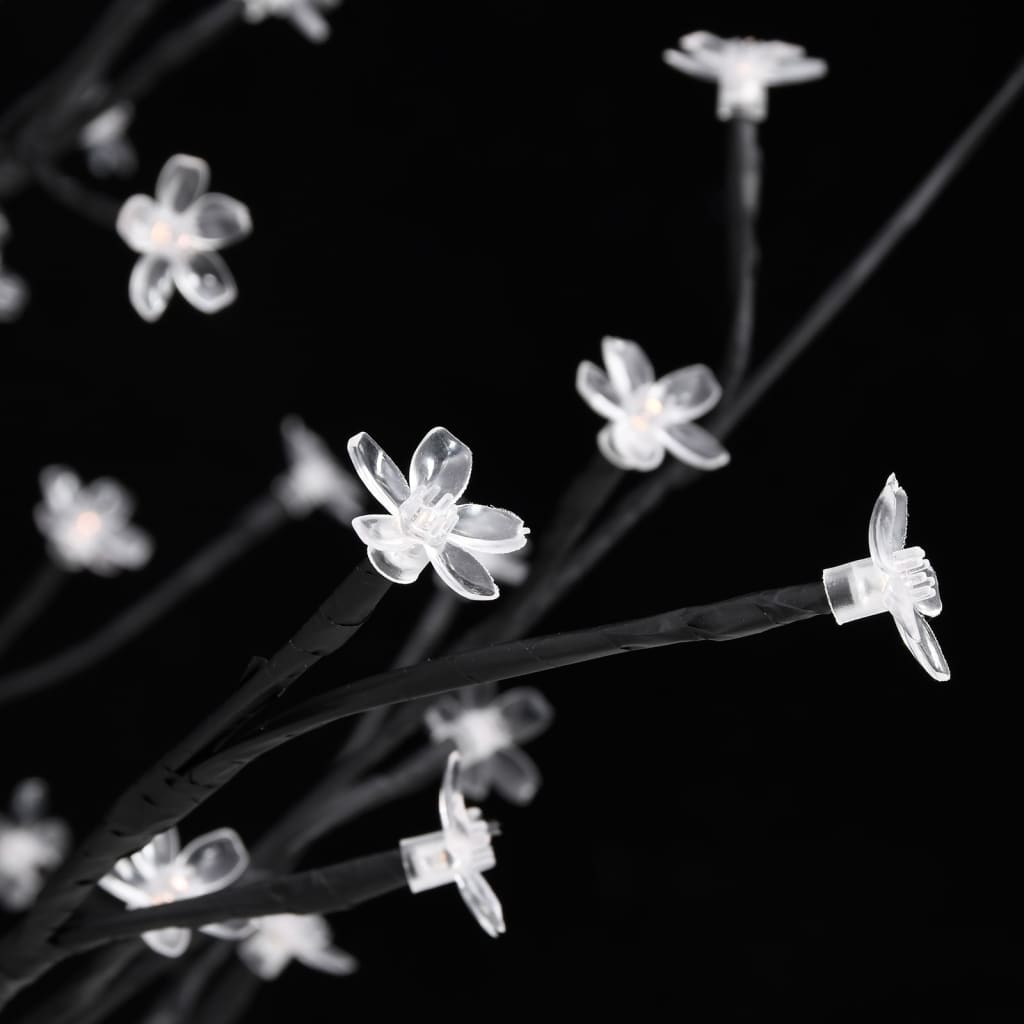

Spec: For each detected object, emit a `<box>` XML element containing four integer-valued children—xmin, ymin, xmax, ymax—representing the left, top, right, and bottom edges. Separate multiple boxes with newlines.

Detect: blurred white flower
<box><xmin>274</xmin><ymin>416</ymin><xmax>363</xmax><ymax>522</ymax></box>
<box><xmin>79</xmin><ymin>103</ymin><xmax>138</xmax><ymax>179</ymax></box>
<box><xmin>116</xmin><ymin>154</ymin><xmax>251</xmax><ymax>322</ymax></box>
<box><xmin>0</xmin><ymin>779</ymin><xmax>71</xmax><ymax>912</ymax></box>
<box><xmin>242</xmin><ymin>0</ymin><xmax>340</xmax><ymax>44</ymax></box>
<box><xmin>239</xmin><ymin>913</ymin><xmax>358</xmax><ymax>980</ymax></box>
<box><xmin>34</xmin><ymin>466</ymin><xmax>153</xmax><ymax>575</ymax></box>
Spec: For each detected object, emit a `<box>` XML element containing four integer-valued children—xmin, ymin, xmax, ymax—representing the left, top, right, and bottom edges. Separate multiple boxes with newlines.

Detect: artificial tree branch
<box><xmin>0</xmin><ymin>560</ymin><xmax>66</xmax><ymax>661</ymax></box>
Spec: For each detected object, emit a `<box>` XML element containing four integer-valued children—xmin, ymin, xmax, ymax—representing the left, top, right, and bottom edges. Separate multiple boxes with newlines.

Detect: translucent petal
<box><xmin>142</xmin><ymin>926</ymin><xmax>191</xmax><ymax>958</ymax></box>
<box><xmin>656</xmin><ymin>421</ymin><xmax>730</xmax><ymax>470</ymax></box>
<box><xmin>868</xmin><ymin>473</ymin><xmax>908</xmax><ymax>570</ymax></box>
<box><xmin>651</xmin><ymin>364</ymin><xmax>722</xmax><ymax>423</ymax></box>
<box><xmin>490</xmin><ymin>746</ymin><xmax>542</xmax><ymax>805</ymax></box>
<box><xmin>116</xmin><ymin>194</ymin><xmax>161</xmax><ymax>253</ymax></box>
<box><xmin>0</xmin><ymin>269</ymin><xmax>28</xmax><ymax>322</ymax></box>
<box><xmin>298</xmin><ymin>944</ymin><xmax>359</xmax><ymax>975</ymax></box>
<box><xmin>32</xmin><ymin>820</ymin><xmax>71</xmax><ymax>862</ymax></box>
<box><xmin>597</xmin><ymin>422</ymin><xmax>665</xmax><ymax>472</ymax></box>
<box><xmin>601</xmin><ymin>337</ymin><xmax>655</xmax><ymax>397</ymax></box>
<box><xmin>575</xmin><ymin>360</ymin><xmax>623</xmax><ymax>421</ymax></box>
<box><xmin>11</xmin><ymin>779</ymin><xmax>48</xmax><ymax>824</ymax></box>
<box><xmin>289</xmin><ymin>2</ymin><xmax>332</xmax><ymax>43</ymax></box>
<box><xmin>186</xmin><ymin>193</ymin><xmax>252</xmax><ymax>250</ymax></box>
<box><xmin>239</xmin><ymin>933</ymin><xmax>289</xmax><ymax>980</ymax></box>
<box><xmin>368</xmin><ymin>545</ymin><xmax>429</xmax><ymax>584</ymax></box>
<box><xmin>172</xmin><ymin>251</ymin><xmax>237</xmax><ymax>314</ymax></box>
<box><xmin>450</xmin><ymin>505</ymin><xmax>527</xmax><ymax>554</ymax></box>
<box><xmin>84</xmin><ymin>479</ymin><xmax>132</xmax><ymax>521</ymax></box>
<box><xmin>97</xmin><ymin>872</ymin><xmax>142</xmax><ymax>906</ymax></box>
<box><xmin>894</xmin><ymin>612</ymin><xmax>950</xmax><ymax>682</ymax></box>
<box><xmin>346</xmin><ymin>432</ymin><xmax>411</xmax><ymax>514</ymax></box>
<box><xmin>155</xmin><ymin>154</ymin><xmax>210</xmax><ymax>214</ymax></box>
<box><xmin>766</xmin><ymin>58</ymin><xmax>828</xmax><ymax>86</ymax></box>
<box><xmin>495</xmin><ymin>687</ymin><xmax>554</xmax><ymax>744</ymax></box>
<box><xmin>201</xmin><ymin>918</ymin><xmax>256</xmax><ymax>940</ymax></box>
<box><xmin>409</xmin><ymin>427</ymin><xmax>472</xmax><ymax>501</ymax></box>
<box><xmin>663</xmin><ymin>48</ymin><xmax>717</xmax><ymax>80</ymax></box>
<box><xmin>38</xmin><ymin>466</ymin><xmax>79</xmax><ymax>511</ymax></box>
<box><xmin>457</xmin><ymin>760</ymin><xmax>494</xmax><ymax>801</ymax></box>
<box><xmin>179</xmin><ymin>827</ymin><xmax>249</xmax><ymax>897</ymax></box>
<box><xmin>429</xmin><ymin>545</ymin><xmax>498</xmax><ymax>602</ymax></box>
<box><xmin>439</xmin><ymin>752</ymin><xmax>468</xmax><ymax>837</ymax></box>
<box><xmin>98</xmin><ymin>525</ymin><xmax>153</xmax><ymax>571</ymax></box>
<box><xmin>455</xmin><ymin>869</ymin><xmax>505</xmax><ymax>937</ymax></box>
<box><xmin>149</xmin><ymin>829</ymin><xmax>180</xmax><ymax>866</ymax></box>
<box><xmin>129</xmin><ymin>255</ymin><xmax>174</xmax><ymax>323</ymax></box>
<box><xmin>351</xmin><ymin>513</ymin><xmax>411</xmax><ymax>551</ymax></box>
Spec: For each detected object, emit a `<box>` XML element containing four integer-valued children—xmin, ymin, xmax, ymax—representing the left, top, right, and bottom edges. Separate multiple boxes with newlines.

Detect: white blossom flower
<box><xmin>576</xmin><ymin>337</ymin><xmax>730</xmax><ymax>472</ymax></box>
<box><xmin>241</xmin><ymin>0</ymin><xmax>340</xmax><ymax>44</ymax></box>
<box><xmin>116</xmin><ymin>154</ymin><xmax>252</xmax><ymax>322</ymax></box>
<box><xmin>400</xmin><ymin>752</ymin><xmax>505</xmax><ymax>937</ymax></box>
<box><xmin>34</xmin><ymin>466</ymin><xmax>153</xmax><ymax>575</ymax></box>
<box><xmin>274</xmin><ymin>416</ymin><xmax>363</xmax><ymax>522</ymax></box>
<box><xmin>239</xmin><ymin>913</ymin><xmax>358</xmax><ymax>980</ymax></box>
<box><xmin>0</xmin><ymin>779</ymin><xmax>71</xmax><ymax>913</ymax></box>
<box><xmin>663</xmin><ymin>31</ymin><xmax>827</xmax><ymax>122</ymax></box>
<box><xmin>823</xmin><ymin>474</ymin><xmax>949</xmax><ymax>681</ymax></box>
<box><xmin>79</xmin><ymin>102</ymin><xmax>137</xmax><ymax>179</ymax></box>
<box><xmin>425</xmin><ymin>688</ymin><xmax>554</xmax><ymax>805</ymax></box>
<box><xmin>347</xmin><ymin>427</ymin><xmax>529</xmax><ymax>601</ymax></box>
<box><xmin>0</xmin><ymin>211</ymin><xmax>28</xmax><ymax>323</ymax></box>
<box><xmin>98</xmin><ymin>827</ymin><xmax>252</xmax><ymax>958</ymax></box>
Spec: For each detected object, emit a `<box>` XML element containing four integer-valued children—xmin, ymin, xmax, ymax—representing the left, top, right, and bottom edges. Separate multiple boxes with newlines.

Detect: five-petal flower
<box><xmin>274</xmin><ymin>416</ymin><xmax>364</xmax><ymax>522</ymax></box>
<box><xmin>823</xmin><ymin>474</ymin><xmax>949</xmax><ymax>681</ymax></box>
<box><xmin>239</xmin><ymin>913</ymin><xmax>358</xmax><ymax>980</ymax></box>
<box><xmin>0</xmin><ymin>779</ymin><xmax>71</xmax><ymax>913</ymax></box>
<box><xmin>663</xmin><ymin>31</ymin><xmax>827</xmax><ymax>122</ymax></box>
<box><xmin>116</xmin><ymin>154</ymin><xmax>252</xmax><ymax>322</ymax></box>
<box><xmin>98</xmin><ymin>827</ymin><xmax>252</xmax><ymax>957</ymax></box>
<box><xmin>576</xmin><ymin>337</ymin><xmax>730</xmax><ymax>472</ymax></box>
<box><xmin>348</xmin><ymin>427</ymin><xmax>529</xmax><ymax>601</ymax></box>
<box><xmin>241</xmin><ymin>0</ymin><xmax>340</xmax><ymax>44</ymax></box>
<box><xmin>400</xmin><ymin>751</ymin><xmax>505</xmax><ymax>937</ymax></box>
<box><xmin>425</xmin><ymin>688</ymin><xmax>554</xmax><ymax>805</ymax></box>
<box><xmin>34</xmin><ymin>465</ymin><xmax>153</xmax><ymax>575</ymax></box>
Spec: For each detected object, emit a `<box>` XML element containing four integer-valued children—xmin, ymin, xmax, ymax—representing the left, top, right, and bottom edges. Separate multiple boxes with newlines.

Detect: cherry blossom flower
<box><xmin>239</xmin><ymin>913</ymin><xmax>358</xmax><ymax>980</ymax></box>
<box><xmin>348</xmin><ymin>427</ymin><xmax>529</xmax><ymax>601</ymax></box>
<box><xmin>663</xmin><ymin>31</ymin><xmax>827</xmax><ymax>122</ymax></box>
<box><xmin>400</xmin><ymin>752</ymin><xmax>505</xmax><ymax>937</ymax></box>
<box><xmin>241</xmin><ymin>0</ymin><xmax>340</xmax><ymax>44</ymax></box>
<box><xmin>576</xmin><ymin>337</ymin><xmax>730</xmax><ymax>472</ymax></box>
<box><xmin>79</xmin><ymin>103</ymin><xmax>137</xmax><ymax>179</ymax></box>
<box><xmin>0</xmin><ymin>779</ymin><xmax>71</xmax><ymax>912</ymax></box>
<box><xmin>274</xmin><ymin>416</ymin><xmax>363</xmax><ymax>522</ymax></box>
<box><xmin>98</xmin><ymin>827</ymin><xmax>252</xmax><ymax>957</ymax></box>
<box><xmin>116</xmin><ymin>154</ymin><xmax>252</xmax><ymax>322</ymax></box>
<box><xmin>34</xmin><ymin>466</ymin><xmax>153</xmax><ymax>575</ymax></box>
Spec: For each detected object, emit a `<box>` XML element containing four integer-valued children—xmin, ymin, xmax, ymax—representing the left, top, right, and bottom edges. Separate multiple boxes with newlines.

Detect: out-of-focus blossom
<box><xmin>239</xmin><ymin>913</ymin><xmax>358</xmax><ymax>980</ymax></box>
<box><xmin>79</xmin><ymin>103</ymin><xmax>138</xmax><ymax>179</ymax></box>
<box><xmin>274</xmin><ymin>416</ymin><xmax>363</xmax><ymax>522</ymax></box>
<box><xmin>241</xmin><ymin>0</ymin><xmax>340</xmax><ymax>44</ymax></box>
<box><xmin>0</xmin><ymin>779</ymin><xmax>71</xmax><ymax>912</ymax></box>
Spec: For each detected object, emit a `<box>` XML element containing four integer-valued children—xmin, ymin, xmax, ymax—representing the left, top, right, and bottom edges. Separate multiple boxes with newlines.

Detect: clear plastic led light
<box><xmin>823</xmin><ymin>473</ymin><xmax>949</xmax><ymax>682</ymax></box>
<box><xmin>663</xmin><ymin>31</ymin><xmax>827</xmax><ymax>122</ymax></box>
<box><xmin>348</xmin><ymin>426</ymin><xmax>529</xmax><ymax>601</ymax></box>
<box><xmin>0</xmin><ymin>779</ymin><xmax>71</xmax><ymax>913</ymax></box>
<box><xmin>34</xmin><ymin>465</ymin><xmax>153</xmax><ymax>575</ymax></box>
<box><xmin>400</xmin><ymin>752</ymin><xmax>505</xmax><ymax>937</ymax></box>
<box><xmin>98</xmin><ymin>827</ymin><xmax>253</xmax><ymax>958</ymax></box>
<box><xmin>577</xmin><ymin>336</ymin><xmax>730</xmax><ymax>472</ymax></box>
<box><xmin>425</xmin><ymin>688</ymin><xmax>554</xmax><ymax>805</ymax></box>
<box><xmin>239</xmin><ymin>913</ymin><xmax>358</xmax><ymax>980</ymax></box>
<box><xmin>241</xmin><ymin>0</ymin><xmax>340</xmax><ymax>44</ymax></box>
<box><xmin>79</xmin><ymin>102</ymin><xmax>137</xmax><ymax>179</ymax></box>
<box><xmin>116</xmin><ymin>153</ymin><xmax>252</xmax><ymax>322</ymax></box>
<box><xmin>274</xmin><ymin>416</ymin><xmax>364</xmax><ymax>522</ymax></box>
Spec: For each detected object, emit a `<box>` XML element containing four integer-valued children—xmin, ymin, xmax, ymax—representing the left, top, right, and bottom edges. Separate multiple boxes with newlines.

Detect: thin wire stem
<box><xmin>0</xmin><ymin>560</ymin><xmax>66</xmax><ymax>661</ymax></box>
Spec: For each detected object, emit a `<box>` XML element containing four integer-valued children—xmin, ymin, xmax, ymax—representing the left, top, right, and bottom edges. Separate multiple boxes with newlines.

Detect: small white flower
<box><xmin>116</xmin><ymin>154</ymin><xmax>252</xmax><ymax>322</ymax></box>
<box><xmin>425</xmin><ymin>688</ymin><xmax>554</xmax><ymax>805</ymax></box>
<box><xmin>34</xmin><ymin>466</ymin><xmax>153</xmax><ymax>575</ymax></box>
<box><xmin>823</xmin><ymin>474</ymin><xmax>949</xmax><ymax>681</ymax></box>
<box><xmin>79</xmin><ymin>103</ymin><xmax>137</xmax><ymax>179</ymax></box>
<box><xmin>239</xmin><ymin>913</ymin><xmax>358</xmax><ymax>980</ymax></box>
<box><xmin>98</xmin><ymin>827</ymin><xmax>252</xmax><ymax>958</ymax></box>
<box><xmin>0</xmin><ymin>779</ymin><xmax>71</xmax><ymax>913</ymax></box>
<box><xmin>663</xmin><ymin>31</ymin><xmax>827</xmax><ymax>122</ymax></box>
<box><xmin>241</xmin><ymin>0</ymin><xmax>340</xmax><ymax>44</ymax></box>
<box><xmin>400</xmin><ymin>752</ymin><xmax>505</xmax><ymax>937</ymax></box>
<box><xmin>348</xmin><ymin>427</ymin><xmax>529</xmax><ymax>601</ymax></box>
<box><xmin>576</xmin><ymin>337</ymin><xmax>730</xmax><ymax>472</ymax></box>
<box><xmin>274</xmin><ymin>416</ymin><xmax>363</xmax><ymax>522</ymax></box>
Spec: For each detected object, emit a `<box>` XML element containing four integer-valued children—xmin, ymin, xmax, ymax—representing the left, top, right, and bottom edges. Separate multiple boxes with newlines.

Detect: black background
<box><xmin>1</xmin><ymin>2</ymin><xmax>1019</xmax><ymax>1020</ymax></box>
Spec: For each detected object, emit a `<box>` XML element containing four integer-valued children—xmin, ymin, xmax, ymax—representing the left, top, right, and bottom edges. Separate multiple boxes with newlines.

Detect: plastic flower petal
<box><xmin>823</xmin><ymin>474</ymin><xmax>949</xmax><ymax>682</ymax></box>
<box><xmin>400</xmin><ymin>752</ymin><xmax>505</xmax><ymax>937</ymax></box>
<box><xmin>33</xmin><ymin>465</ymin><xmax>153</xmax><ymax>575</ymax></box>
<box><xmin>273</xmin><ymin>416</ymin><xmax>363</xmax><ymax>522</ymax></box>
<box><xmin>79</xmin><ymin>102</ymin><xmax>137</xmax><ymax>179</ymax></box>
<box><xmin>116</xmin><ymin>154</ymin><xmax>251</xmax><ymax>322</ymax></box>
<box><xmin>348</xmin><ymin>427</ymin><xmax>529</xmax><ymax>601</ymax></box>
<box><xmin>98</xmin><ymin>826</ymin><xmax>250</xmax><ymax>958</ymax></box>
<box><xmin>242</xmin><ymin>0</ymin><xmax>340</xmax><ymax>44</ymax></box>
<box><xmin>239</xmin><ymin>913</ymin><xmax>358</xmax><ymax>980</ymax></box>
<box><xmin>425</xmin><ymin>688</ymin><xmax>554</xmax><ymax>805</ymax></box>
<box><xmin>663</xmin><ymin>31</ymin><xmax>827</xmax><ymax>122</ymax></box>
<box><xmin>577</xmin><ymin>337</ymin><xmax>729</xmax><ymax>472</ymax></box>
<box><xmin>0</xmin><ymin>779</ymin><xmax>71</xmax><ymax>912</ymax></box>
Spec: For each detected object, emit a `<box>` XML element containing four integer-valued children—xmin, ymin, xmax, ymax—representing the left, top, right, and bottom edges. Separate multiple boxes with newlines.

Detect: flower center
<box><xmin>72</xmin><ymin>509</ymin><xmax>103</xmax><ymax>540</ymax></box>
<box><xmin>626</xmin><ymin>392</ymin><xmax>664</xmax><ymax>432</ymax></box>
<box><xmin>399</xmin><ymin>484</ymin><xmax>459</xmax><ymax>548</ymax></box>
